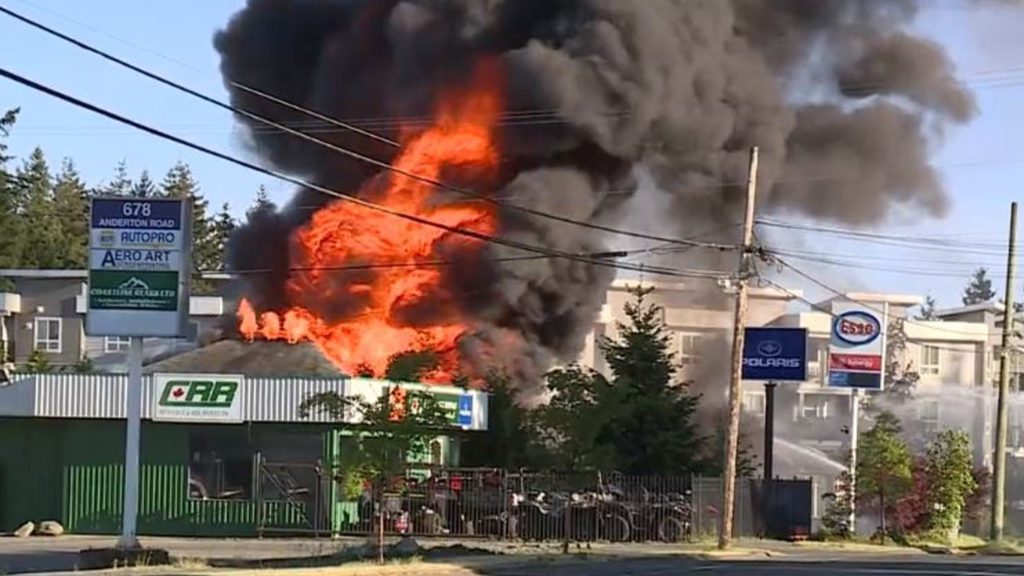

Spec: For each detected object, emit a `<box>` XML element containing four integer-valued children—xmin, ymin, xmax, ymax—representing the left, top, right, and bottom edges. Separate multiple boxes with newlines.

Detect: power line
<box><xmin>763</xmin><ymin>254</ymin><xmax>996</xmax><ymax>338</ymax></box>
<box><xmin>0</xmin><ymin>65</ymin><xmax>734</xmax><ymax>282</ymax></box>
<box><xmin>757</xmin><ymin>276</ymin><xmax>987</xmax><ymax>356</ymax></box>
<box><xmin>0</xmin><ymin>5</ymin><xmax>735</xmax><ymax>253</ymax></box>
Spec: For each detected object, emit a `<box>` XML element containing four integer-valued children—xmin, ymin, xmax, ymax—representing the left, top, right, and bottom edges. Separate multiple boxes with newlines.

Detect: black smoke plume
<box><xmin>215</xmin><ymin>0</ymin><xmax>988</xmax><ymax>385</ymax></box>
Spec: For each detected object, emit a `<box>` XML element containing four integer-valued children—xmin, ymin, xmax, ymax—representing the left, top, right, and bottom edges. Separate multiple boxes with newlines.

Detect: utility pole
<box><xmin>991</xmin><ymin>201</ymin><xmax>1018</xmax><ymax>542</ymax></box>
<box><xmin>719</xmin><ymin>146</ymin><xmax>759</xmax><ymax>550</ymax></box>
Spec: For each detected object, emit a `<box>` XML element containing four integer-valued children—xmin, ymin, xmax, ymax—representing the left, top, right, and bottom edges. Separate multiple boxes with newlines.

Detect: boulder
<box><xmin>13</xmin><ymin>522</ymin><xmax>34</xmax><ymax>538</ymax></box>
<box><xmin>390</xmin><ymin>537</ymin><xmax>420</xmax><ymax>558</ymax></box>
<box><xmin>36</xmin><ymin>521</ymin><xmax>64</xmax><ymax>536</ymax></box>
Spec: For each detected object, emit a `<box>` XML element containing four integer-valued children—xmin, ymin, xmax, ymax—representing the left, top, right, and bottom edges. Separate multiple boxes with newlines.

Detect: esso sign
<box><xmin>834</xmin><ymin>311</ymin><xmax>881</xmax><ymax>346</ymax></box>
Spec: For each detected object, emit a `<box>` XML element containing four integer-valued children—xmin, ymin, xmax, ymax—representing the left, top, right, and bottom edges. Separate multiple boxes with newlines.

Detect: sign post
<box><xmin>86</xmin><ymin>198</ymin><xmax>192</xmax><ymax>550</ymax></box>
<box><xmin>742</xmin><ymin>327</ymin><xmax>808</xmax><ymax>538</ymax></box>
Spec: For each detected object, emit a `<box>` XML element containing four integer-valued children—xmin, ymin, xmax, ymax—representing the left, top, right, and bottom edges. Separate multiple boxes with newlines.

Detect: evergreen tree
<box><xmin>130</xmin><ymin>169</ymin><xmax>157</xmax><ymax>198</ymax></box>
<box><xmin>0</xmin><ymin>108</ymin><xmax>23</xmax><ymax>279</ymax></box>
<box><xmin>534</xmin><ymin>365</ymin><xmax>614</xmax><ymax>472</ymax></box>
<box><xmin>596</xmin><ymin>286</ymin><xmax>707</xmax><ymax>475</ymax></box>
<box><xmin>161</xmin><ymin>162</ymin><xmax>213</xmax><ymax>293</ymax></box>
<box><xmin>16</xmin><ymin>148</ymin><xmax>64</xmax><ymax>269</ymax></box>
<box><xmin>246</xmin><ymin>185</ymin><xmax>277</xmax><ymax>221</ymax></box>
<box><xmin>856</xmin><ymin>411</ymin><xmax>912</xmax><ymax>543</ymax></box>
<box><xmin>101</xmin><ymin>159</ymin><xmax>133</xmax><ymax>197</ymax></box>
<box><xmin>52</xmin><ymin>159</ymin><xmax>89</xmax><ymax>269</ymax></box>
<box><xmin>211</xmin><ymin>203</ymin><xmax>236</xmax><ymax>272</ymax></box>
<box><xmin>962</xmin><ymin>268</ymin><xmax>996</xmax><ymax>306</ymax></box>
<box><xmin>916</xmin><ymin>295</ymin><xmax>938</xmax><ymax>321</ymax></box>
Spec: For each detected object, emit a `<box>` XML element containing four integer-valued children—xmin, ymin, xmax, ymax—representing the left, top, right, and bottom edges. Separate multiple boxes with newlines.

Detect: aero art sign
<box><xmin>152</xmin><ymin>374</ymin><xmax>244</xmax><ymax>423</ymax></box>
<box><xmin>828</xmin><ymin>302</ymin><xmax>887</xmax><ymax>390</ymax></box>
<box><xmin>86</xmin><ymin>198</ymin><xmax>193</xmax><ymax>338</ymax></box>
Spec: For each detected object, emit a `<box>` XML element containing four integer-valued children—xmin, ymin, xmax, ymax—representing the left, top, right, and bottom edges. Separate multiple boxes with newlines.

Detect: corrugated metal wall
<box><xmin>63</xmin><ymin>420</ymin><xmax>315</xmax><ymax>536</ymax></box>
<box><xmin>0</xmin><ymin>418</ymin><xmax>325</xmax><ymax>536</ymax></box>
<box><xmin>0</xmin><ymin>375</ymin><xmax>346</xmax><ymax>422</ymax></box>
<box><xmin>0</xmin><ymin>419</ymin><xmax>63</xmax><ymax>530</ymax></box>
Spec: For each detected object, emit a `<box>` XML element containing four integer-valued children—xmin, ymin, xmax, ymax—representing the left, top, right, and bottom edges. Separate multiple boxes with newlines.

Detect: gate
<box><xmin>255</xmin><ymin>455</ymin><xmax>330</xmax><ymax>537</ymax></box>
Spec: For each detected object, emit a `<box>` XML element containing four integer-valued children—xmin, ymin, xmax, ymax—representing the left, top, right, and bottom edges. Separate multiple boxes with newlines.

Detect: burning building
<box><xmin>216</xmin><ymin>0</ymin><xmax>987</xmax><ymax>388</ymax></box>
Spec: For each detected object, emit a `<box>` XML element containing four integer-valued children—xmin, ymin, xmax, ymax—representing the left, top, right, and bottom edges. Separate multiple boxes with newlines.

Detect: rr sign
<box><xmin>152</xmin><ymin>374</ymin><xmax>244</xmax><ymax>423</ymax></box>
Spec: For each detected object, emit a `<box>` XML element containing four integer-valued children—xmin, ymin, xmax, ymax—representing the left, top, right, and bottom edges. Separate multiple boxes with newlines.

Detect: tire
<box><xmin>659</xmin><ymin>516</ymin><xmax>689</xmax><ymax>543</ymax></box>
<box><xmin>602</xmin><ymin>514</ymin><xmax>631</xmax><ymax>543</ymax></box>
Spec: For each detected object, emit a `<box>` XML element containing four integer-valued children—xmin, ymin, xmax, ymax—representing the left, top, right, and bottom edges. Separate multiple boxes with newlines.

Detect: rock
<box><xmin>390</xmin><ymin>537</ymin><xmax>420</xmax><ymax>558</ymax></box>
<box><xmin>36</xmin><ymin>521</ymin><xmax>64</xmax><ymax>536</ymax></box>
<box><xmin>13</xmin><ymin>522</ymin><xmax>34</xmax><ymax>538</ymax></box>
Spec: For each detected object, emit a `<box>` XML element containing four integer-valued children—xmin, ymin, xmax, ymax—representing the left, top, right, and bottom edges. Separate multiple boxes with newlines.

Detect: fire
<box><xmin>237</xmin><ymin>63</ymin><xmax>503</xmax><ymax>383</ymax></box>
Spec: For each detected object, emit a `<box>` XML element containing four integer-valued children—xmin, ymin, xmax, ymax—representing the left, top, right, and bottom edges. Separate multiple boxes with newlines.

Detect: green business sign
<box><xmin>89</xmin><ymin>270</ymin><xmax>179</xmax><ymax>311</ymax></box>
<box><xmin>152</xmin><ymin>374</ymin><xmax>243</xmax><ymax>423</ymax></box>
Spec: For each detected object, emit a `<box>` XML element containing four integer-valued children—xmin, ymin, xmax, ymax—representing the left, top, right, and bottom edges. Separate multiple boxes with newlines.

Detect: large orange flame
<box><xmin>237</xmin><ymin>63</ymin><xmax>503</xmax><ymax>383</ymax></box>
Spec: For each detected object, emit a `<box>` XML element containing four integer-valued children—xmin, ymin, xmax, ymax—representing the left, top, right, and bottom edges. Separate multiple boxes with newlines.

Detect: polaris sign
<box><xmin>742</xmin><ymin>327</ymin><xmax>808</xmax><ymax>381</ymax></box>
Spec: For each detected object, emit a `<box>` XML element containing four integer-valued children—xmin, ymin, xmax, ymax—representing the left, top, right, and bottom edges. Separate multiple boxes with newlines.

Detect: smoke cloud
<box><xmin>216</xmin><ymin>0</ymin><xmax>993</xmax><ymax>385</ymax></box>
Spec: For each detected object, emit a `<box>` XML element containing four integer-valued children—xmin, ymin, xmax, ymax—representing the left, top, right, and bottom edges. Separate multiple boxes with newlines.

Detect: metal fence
<box><xmin>319</xmin><ymin>468</ymin><xmax>811</xmax><ymax>542</ymax></box>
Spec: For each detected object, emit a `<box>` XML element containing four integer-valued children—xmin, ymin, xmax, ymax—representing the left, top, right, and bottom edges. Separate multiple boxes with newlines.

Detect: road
<box><xmin>4</xmin><ymin>536</ymin><xmax>1024</xmax><ymax>575</ymax></box>
<box><xmin>482</xmin><ymin>556</ymin><xmax>1024</xmax><ymax>576</ymax></box>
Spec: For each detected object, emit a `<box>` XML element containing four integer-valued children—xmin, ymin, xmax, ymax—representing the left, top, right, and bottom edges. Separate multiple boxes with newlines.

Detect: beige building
<box><xmin>575</xmin><ymin>281</ymin><xmax>1001</xmax><ymax>468</ymax></box>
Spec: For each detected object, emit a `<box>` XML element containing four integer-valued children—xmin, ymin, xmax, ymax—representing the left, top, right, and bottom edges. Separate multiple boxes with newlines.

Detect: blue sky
<box><xmin>1</xmin><ymin>0</ymin><xmax>1022</xmax><ymax>310</ymax></box>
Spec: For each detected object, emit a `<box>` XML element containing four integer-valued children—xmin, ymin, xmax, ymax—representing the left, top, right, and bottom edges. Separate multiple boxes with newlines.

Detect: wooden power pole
<box><xmin>992</xmin><ymin>201</ymin><xmax>1018</xmax><ymax>542</ymax></box>
<box><xmin>719</xmin><ymin>146</ymin><xmax>759</xmax><ymax>550</ymax></box>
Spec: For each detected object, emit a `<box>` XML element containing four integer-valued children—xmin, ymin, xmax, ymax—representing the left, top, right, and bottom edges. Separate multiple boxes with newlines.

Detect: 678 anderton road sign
<box><xmin>86</xmin><ymin>198</ymin><xmax>193</xmax><ymax>338</ymax></box>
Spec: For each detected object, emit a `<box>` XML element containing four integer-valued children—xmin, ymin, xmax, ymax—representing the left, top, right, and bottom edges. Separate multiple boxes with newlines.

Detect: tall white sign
<box><xmin>86</xmin><ymin>197</ymin><xmax>192</xmax><ymax>338</ymax></box>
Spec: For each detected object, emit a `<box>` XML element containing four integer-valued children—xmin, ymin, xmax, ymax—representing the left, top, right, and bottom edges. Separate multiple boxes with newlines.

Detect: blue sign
<box><xmin>742</xmin><ymin>328</ymin><xmax>808</xmax><ymax>381</ymax></box>
<box><xmin>91</xmin><ymin>198</ymin><xmax>183</xmax><ymax>230</ymax></box>
<box><xmin>457</xmin><ymin>395</ymin><xmax>473</xmax><ymax>426</ymax></box>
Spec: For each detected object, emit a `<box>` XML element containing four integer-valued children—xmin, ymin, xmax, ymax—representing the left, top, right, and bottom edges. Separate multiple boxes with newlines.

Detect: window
<box><xmin>920</xmin><ymin>400</ymin><xmax>940</xmax><ymax>436</ymax></box>
<box><xmin>678</xmin><ymin>332</ymin><xmax>702</xmax><ymax>365</ymax></box>
<box><xmin>188</xmin><ymin>429</ymin><xmax>253</xmax><ymax>501</ymax></box>
<box><xmin>33</xmin><ymin>317</ymin><xmax>61</xmax><ymax>353</ymax></box>
<box><xmin>743</xmin><ymin>393</ymin><xmax>765</xmax><ymax>415</ymax></box>
<box><xmin>920</xmin><ymin>345</ymin><xmax>940</xmax><ymax>375</ymax></box>
<box><xmin>104</xmin><ymin>336</ymin><xmax>131</xmax><ymax>353</ymax></box>
<box><xmin>801</xmin><ymin>396</ymin><xmax>831</xmax><ymax>420</ymax></box>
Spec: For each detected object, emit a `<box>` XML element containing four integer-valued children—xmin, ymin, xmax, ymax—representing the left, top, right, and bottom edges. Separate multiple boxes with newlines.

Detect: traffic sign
<box><xmin>828</xmin><ymin>302</ymin><xmax>887</xmax><ymax>390</ymax></box>
<box><xmin>85</xmin><ymin>197</ymin><xmax>193</xmax><ymax>338</ymax></box>
<box><xmin>742</xmin><ymin>327</ymin><xmax>808</xmax><ymax>381</ymax></box>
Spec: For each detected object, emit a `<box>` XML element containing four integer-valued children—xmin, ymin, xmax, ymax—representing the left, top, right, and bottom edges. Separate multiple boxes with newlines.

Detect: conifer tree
<box><xmin>0</xmin><ymin>109</ymin><xmax>23</xmax><ymax>276</ymax></box>
<box><xmin>16</xmin><ymin>148</ymin><xmax>63</xmax><ymax>269</ymax></box>
<box><xmin>101</xmin><ymin>159</ymin><xmax>133</xmax><ymax>197</ymax></box>
<box><xmin>130</xmin><ymin>169</ymin><xmax>157</xmax><ymax>198</ymax></box>
<box><xmin>162</xmin><ymin>162</ymin><xmax>214</xmax><ymax>293</ymax></box>
<box><xmin>53</xmin><ymin>159</ymin><xmax>89</xmax><ymax>269</ymax></box>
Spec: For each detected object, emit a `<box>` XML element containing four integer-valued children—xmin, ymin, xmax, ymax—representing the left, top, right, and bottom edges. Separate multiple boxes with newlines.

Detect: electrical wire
<box><xmin>0</xmin><ymin>4</ymin><xmax>736</xmax><ymax>252</ymax></box>
<box><xmin>757</xmin><ymin>276</ymin><xmax>985</xmax><ymax>356</ymax></box>
<box><xmin>764</xmin><ymin>254</ymin><xmax>1000</xmax><ymax>338</ymax></box>
<box><xmin>0</xmin><ymin>65</ymin><xmax>736</xmax><ymax>283</ymax></box>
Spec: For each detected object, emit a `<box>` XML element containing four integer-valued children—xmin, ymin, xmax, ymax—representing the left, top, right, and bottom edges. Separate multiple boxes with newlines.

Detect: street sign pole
<box><xmin>87</xmin><ymin>197</ymin><xmax>192</xmax><ymax>551</ymax></box>
<box><xmin>762</xmin><ymin>381</ymin><xmax>777</xmax><ymax>538</ymax></box>
<box><xmin>117</xmin><ymin>336</ymin><xmax>144</xmax><ymax>550</ymax></box>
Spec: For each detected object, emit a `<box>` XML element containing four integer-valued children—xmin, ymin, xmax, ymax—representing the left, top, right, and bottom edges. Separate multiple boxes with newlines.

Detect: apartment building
<box><xmin>0</xmin><ymin>270</ymin><xmax>229</xmax><ymax>372</ymax></box>
<box><xmin>575</xmin><ymin>282</ymin><xmax>1010</xmax><ymax>470</ymax></box>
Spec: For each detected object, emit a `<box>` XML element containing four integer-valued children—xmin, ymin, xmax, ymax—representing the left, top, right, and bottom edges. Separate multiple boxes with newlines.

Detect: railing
<box><xmin>256</xmin><ymin>466</ymin><xmax>813</xmax><ymax>542</ymax></box>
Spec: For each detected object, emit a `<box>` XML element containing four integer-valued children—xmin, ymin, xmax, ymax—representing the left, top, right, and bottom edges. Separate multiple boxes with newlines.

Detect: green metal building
<box><xmin>0</xmin><ymin>374</ymin><xmax>488</xmax><ymax>537</ymax></box>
